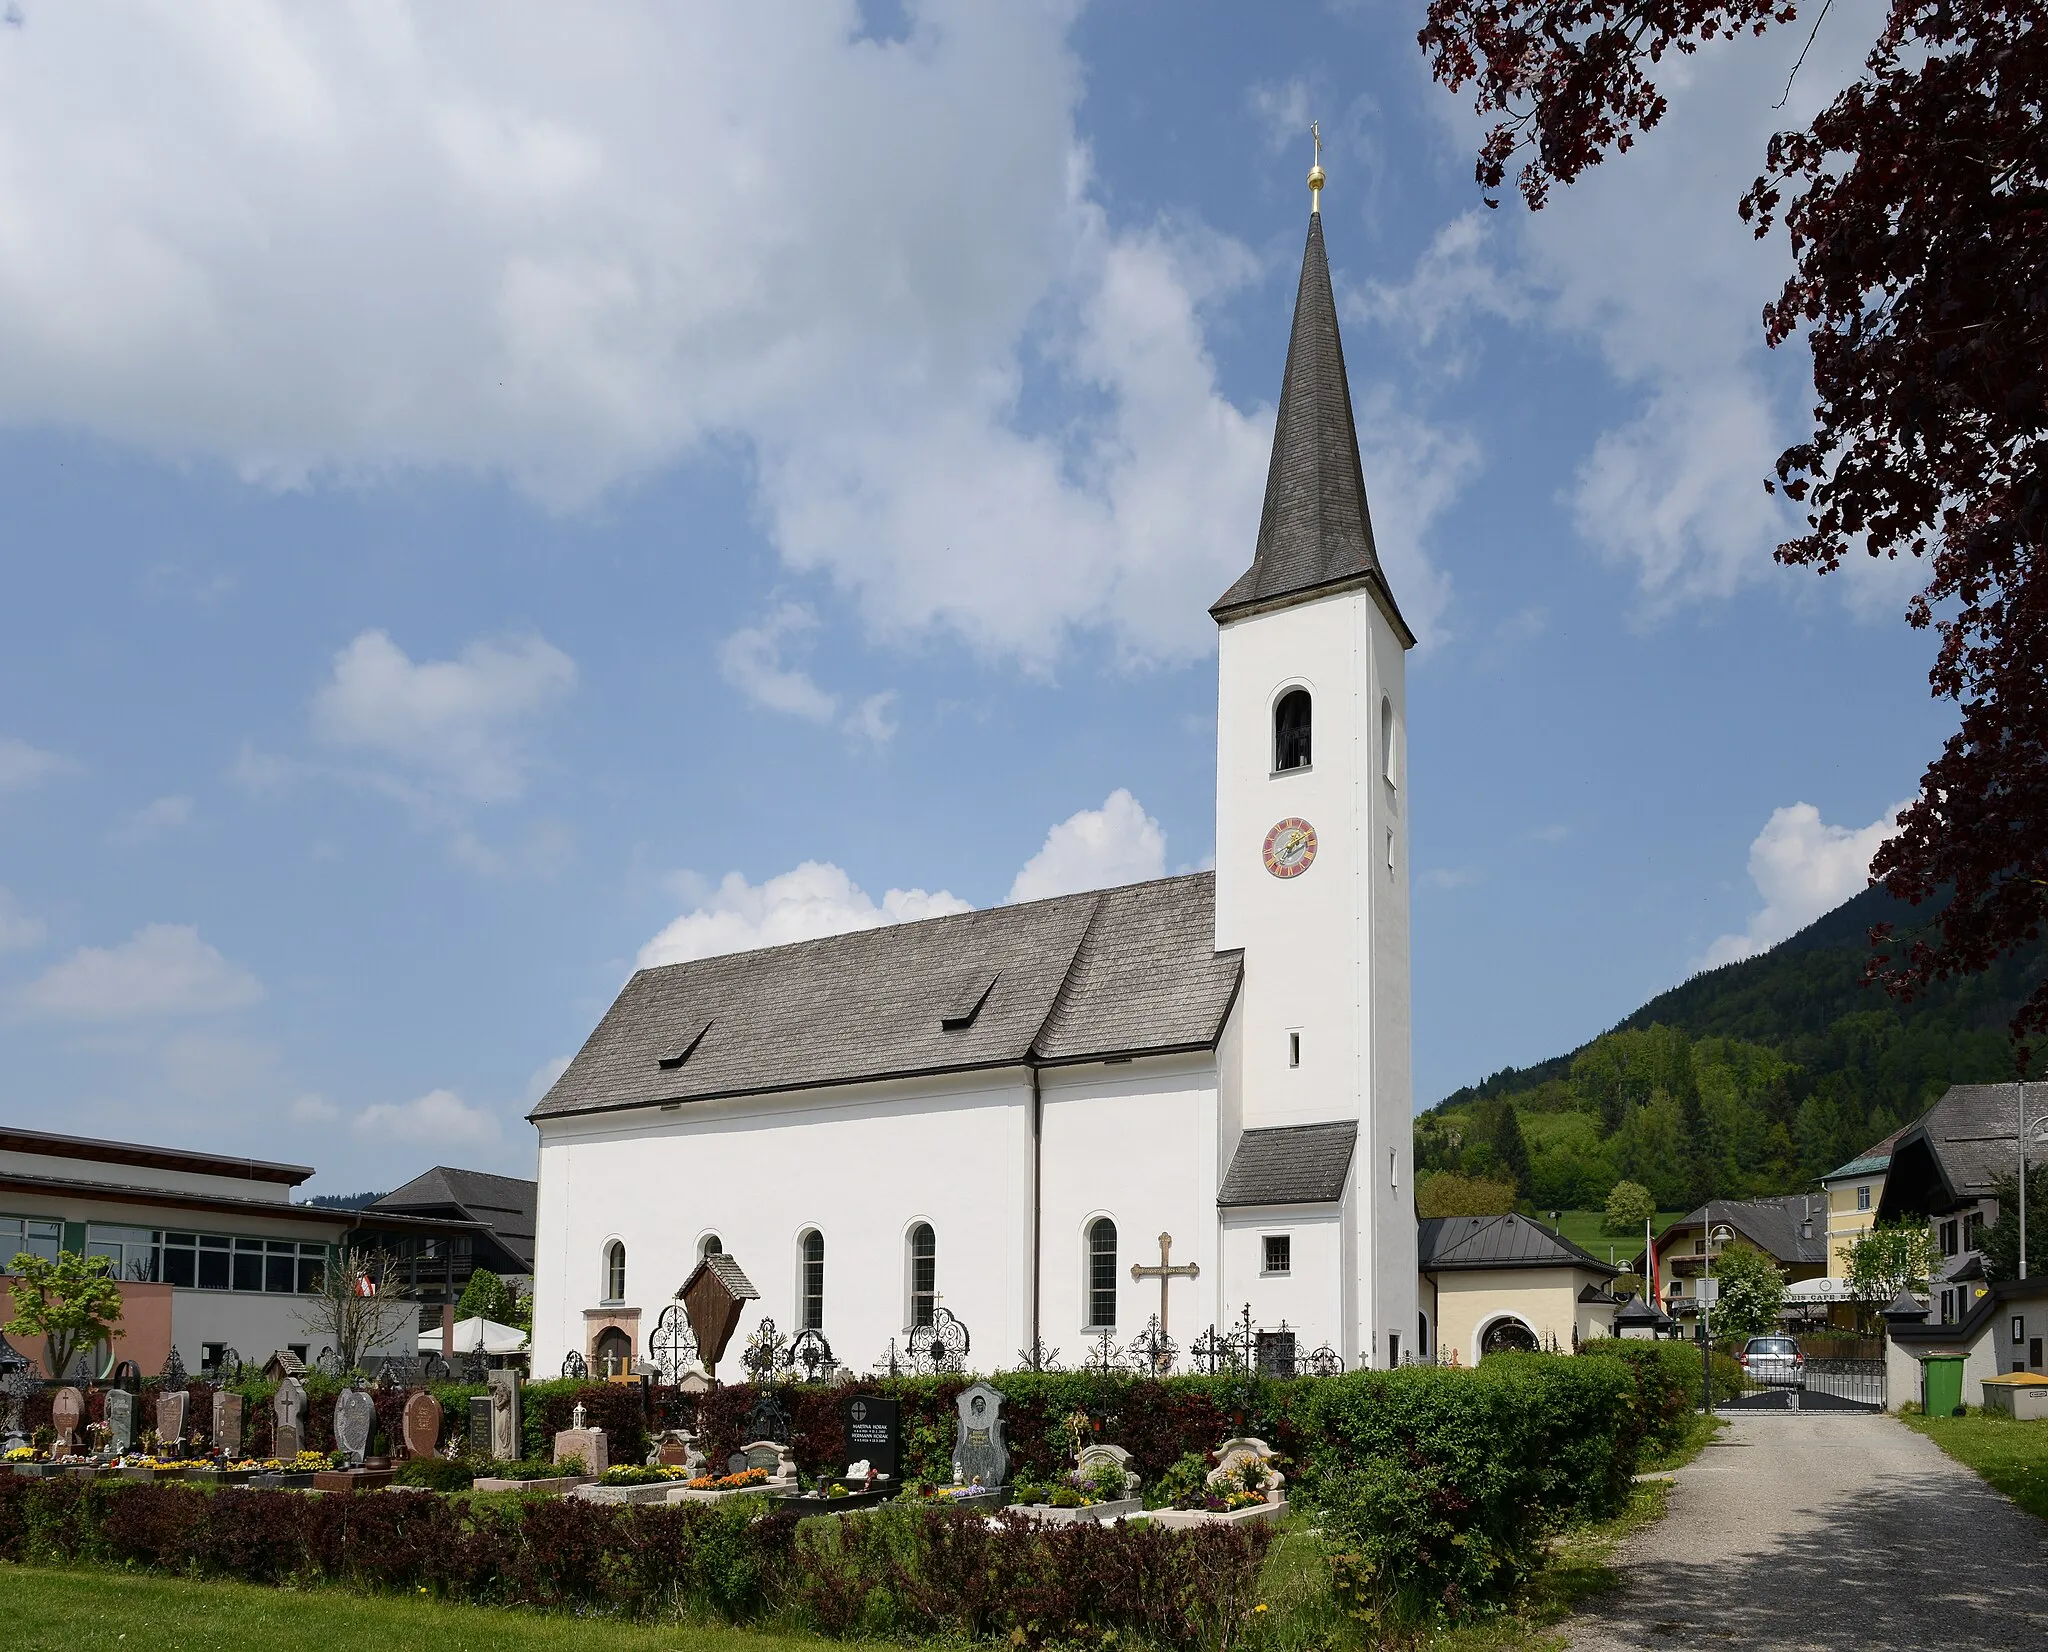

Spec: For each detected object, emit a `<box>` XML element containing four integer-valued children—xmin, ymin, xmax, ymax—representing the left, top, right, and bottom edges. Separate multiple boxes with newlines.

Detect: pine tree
<box><xmin>1491</xmin><ymin>1101</ymin><xmax>1534</xmax><ymax>1198</ymax></box>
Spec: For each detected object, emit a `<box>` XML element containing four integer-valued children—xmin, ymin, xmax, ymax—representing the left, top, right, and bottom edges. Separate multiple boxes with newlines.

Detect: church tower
<box><xmin>1212</xmin><ymin>150</ymin><xmax>1418</xmax><ymax>1368</ymax></box>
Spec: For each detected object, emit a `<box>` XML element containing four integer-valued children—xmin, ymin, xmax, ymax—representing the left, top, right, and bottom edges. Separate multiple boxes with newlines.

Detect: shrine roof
<box><xmin>530</xmin><ymin>872</ymin><xmax>1242</xmax><ymax>1122</ymax></box>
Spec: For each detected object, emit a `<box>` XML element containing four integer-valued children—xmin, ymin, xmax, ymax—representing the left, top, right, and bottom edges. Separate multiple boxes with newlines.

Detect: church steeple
<box><xmin>1211</xmin><ymin>168</ymin><xmax>1412</xmax><ymax>645</ymax></box>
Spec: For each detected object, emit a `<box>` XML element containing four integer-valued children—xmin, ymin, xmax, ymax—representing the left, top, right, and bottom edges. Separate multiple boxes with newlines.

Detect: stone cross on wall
<box><xmin>1129</xmin><ymin>1233</ymin><xmax>1200</xmax><ymax>1341</ymax></box>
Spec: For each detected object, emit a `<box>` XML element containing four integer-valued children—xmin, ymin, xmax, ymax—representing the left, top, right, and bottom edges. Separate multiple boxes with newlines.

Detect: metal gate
<box><xmin>1721</xmin><ymin>1335</ymin><xmax>1886</xmax><ymax>1412</ymax></box>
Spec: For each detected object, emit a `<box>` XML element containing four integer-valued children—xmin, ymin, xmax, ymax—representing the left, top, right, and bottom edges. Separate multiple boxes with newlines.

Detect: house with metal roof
<box><xmin>1639</xmin><ymin>1194</ymin><xmax>1829</xmax><ymax>1328</ymax></box>
<box><xmin>1419</xmin><ymin>1213</ymin><xmax>1625</xmax><ymax>1359</ymax></box>
<box><xmin>1820</xmin><ymin>1127</ymin><xmax>1906</xmax><ymax>1280</ymax></box>
<box><xmin>529</xmin><ymin>167</ymin><xmax>1425</xmax><ymax>1378</ymax></box>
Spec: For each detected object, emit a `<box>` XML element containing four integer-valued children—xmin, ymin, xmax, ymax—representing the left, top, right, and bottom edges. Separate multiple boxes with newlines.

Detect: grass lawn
<box><xmin>1902</xmin><ymin>1408</ymin><xmax>2048</xmax><ymax>1522</ymax></box>
<box><xmin>1545</xmin><ymin>1210</ymin><xmax>1684</xmax><ymax>1266</ymax></box>
<box><xmin>1639</xmin><ymin>1410</ymin><xmax>1723</xmax><ymax>1476</ymax></box>
<box><xmin>0</xmin><ymin>1564</ymin><xmax>824</xmax><ymax>1652</ymax></box>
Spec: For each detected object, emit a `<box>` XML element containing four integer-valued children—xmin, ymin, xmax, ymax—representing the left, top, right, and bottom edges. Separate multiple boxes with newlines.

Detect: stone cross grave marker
<box><xmin>486</xmin><ymin>1370</ymin><xmax>521</xmax><ymax>1461</ymax></box>
<box><xmin>469</xmin><ymin>1394</ymin><xmax>494</xmax><ymax>1458</ymax></box>
<box><xmin>272</xmin><ymin>1375</ymin><xmax>307</xmax><ymax>1459</ymax></box>
<box><xmin>50</xmin><ymin>1386</ymin><xmax>83</xmax><ymax>1456</ymax></box>
<box><xmin>402</xmin><ymin>1390</ymin><xmax>443</xmax><ymax>1459</ymax></box>
<box><xmin>333</xmin><ymin>1385</ymin><xmax>376</xmax><ymax>1466</ymax></box>
<box><xmin>105</xmin><ymin>1388</ymin><xmax>135</xmax><ymax>1455</ymax></box>
<box><xmin>842</xmin><ymin>1394</ymin><xmax>900</xmax><ymax>1481</ymax></box>
<box><xmin>212</xmin><ymin>1390</ymin><xmax>244</xmax><ymax>1458</ymax></box>
<box><xmin>1129</xmin><ymin>1232</ymin><xmax>1200</xmax><ymax>1343</ymax></box>
<box><xmin>156</xmin><ymin>1389</ymin><xmax>190</xmax><ymax>1457</ymax></box>
<box><xmin>951</xmin><ymin>1381</ymin><xmax>1007</xmax><ymax>1489</ymax></box>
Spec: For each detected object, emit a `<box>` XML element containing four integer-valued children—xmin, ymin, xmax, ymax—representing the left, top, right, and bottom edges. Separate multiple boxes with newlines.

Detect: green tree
<box><xmin>3</xmin><ymin>1251</ymin><xmax>124</xmax><ymax>1379</ymax></box>
<box><xmin>1490</xmin><ymin>1101</ymin><xmax>1533</xmax><ymax>1198</ymax></box>
<box><xmin>1710</xmin><ymin>1243</ymin><xmax>1786</xmax><ymax>1342</ymax></box>
<box><xmin>457</xmin><ymin>1268</ymin><xmax>515</xmax><ymax>1324</ymax></box>
<box><xmin>1416</xmin><ymin>1173</ymin><xmax>1518</xmax><ymax>1218</ymax></box>
<box><xmin>1979</xmin><ymin>1164</ymin><xmax>2048</xmax><ymax>1283</ymax></box>
<box><xmin>1841</xmin><ymin>1220</ymin><xmax>1944</xmax><ymax>1324</ymax></box>
<box><xmin>1602</xmin><ymin>1179</ymin><xmax>1656</xmax><ymax>1235</ymax></box>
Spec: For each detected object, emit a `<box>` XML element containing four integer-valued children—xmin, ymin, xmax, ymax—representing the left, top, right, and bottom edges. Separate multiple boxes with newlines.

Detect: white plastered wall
<box><xmin>1213</xmin><ymin>585</ymin><xmax>1416</xmax><ymax>1366</ymax></box>
<box><xmin>1038</xmin><ymin>1053</ymin><xmax>1219</xmax><ymax>1350</ymax></box>
<box><xmin>1219</xmin><ymin>1205</ymin><xmax>1344</xmax><ymax>1355</ymax></box>
<box><xmin>539</xmin><ymin>1060</ymin><xmax>1240</xmax><ymax>1377</ymax></box>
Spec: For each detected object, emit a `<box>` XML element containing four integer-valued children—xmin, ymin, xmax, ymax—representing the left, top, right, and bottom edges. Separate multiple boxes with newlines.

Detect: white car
<box><xmin>1740</xmin><ymin>1335</ymin><xmax>1806</xmax><ymax>1388</ymax></box>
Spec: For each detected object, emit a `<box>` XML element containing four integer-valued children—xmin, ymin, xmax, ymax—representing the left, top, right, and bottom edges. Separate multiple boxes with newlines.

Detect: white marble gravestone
<box><xmin>333</xmin><ymin>1385</ymin><xmax>376</xmax><ymax>1466</ymax></box>
<box><xmin>951</xmin><ymin>1381</ymin><xmax>1007</xmax><ymax>1488</ymax></box>
<box><xmin>105</xmin><ymin>1388</ymin><xmax>136</xmax><ymax>1455</ymax></box>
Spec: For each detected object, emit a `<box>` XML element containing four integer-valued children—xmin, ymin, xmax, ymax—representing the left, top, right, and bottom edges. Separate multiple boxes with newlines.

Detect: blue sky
<box><xmin>0</xmin><ymin>1</ymin><xmax>1942</xmax><ymax>1197</ymax></box>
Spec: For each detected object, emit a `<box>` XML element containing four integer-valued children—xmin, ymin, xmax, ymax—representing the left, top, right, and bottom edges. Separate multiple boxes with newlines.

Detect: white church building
<box><xmin>529</xmin><ymin>174</ymin><xmax>1422</xmax><ymax>1377</ymax></box>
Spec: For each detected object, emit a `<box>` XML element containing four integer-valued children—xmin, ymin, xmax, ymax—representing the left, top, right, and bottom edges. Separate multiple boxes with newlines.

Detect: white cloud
<box><xmin>638</xmin><ymin>861</ymin><xmax>971</xmax><ymax>970</ymax></box>
<box><xmin>291</xmin><ymin>1093</ymin><xmax>341</xmax><ymax>1124</ymax></box>
<box><xmin>0</xmin><ymin>736</ymin><xmax>78</xmax><ymax>793</ymax></box>
<box><xmin>1700</xmin><ymin>798</ymin><xmax>1909</xmax><ymax>966</ymax></box>
<box><xmin>17</xmin><ymin>923</ymin><xmax>263</xmax><ymax>1018</ymax></box>
<box><xmin>355</xmin><ymin>1087</ymin><xmax>501</xmax><ymax>1147</ymax></box>
<box><xmin>1007</xmin><ymin>789</ymin><xmax>1167</xmax><ymax>904</ymax></box>
<box><xmin>0</xmin><ymin>888</ymin><xmax>44</xmax><ymax>951</ymax></box>
<box><xmin>1248</xmin><ymin>78</ymin><xmax>1311</xmax><ymax>155</ymax></box>
<box><xmin>312</xmin><ymin>628</ymin><xmax>576</xmax><ymax>804</ymax></box>
<box><xmin>109</xmin><ymin>793</ymin><xmax>196</xmax><ymax>845</ymax></box>
<box><xmin>1419</xmin><ymin>866</ymin><xmax>1481</xmax><ymax>891</ymax></box>
<box><xmin>524</xmin><ymin>1056</ymin><xmax>571</xmax><ymax>1104</ymax></box>
<box><xmin>843</xmin><ymin>691</ymin><xmax>899</xmax><ymax>748</ymax></box>
<box><xmin>0</xmin><ymin>6</ymin><xmax>1465</xmax><ymax>666</ymax></box>
<box><xmin>718</xmin><ymin>606</ymin><xmax>838</xmax><ymax>723</ymax></box>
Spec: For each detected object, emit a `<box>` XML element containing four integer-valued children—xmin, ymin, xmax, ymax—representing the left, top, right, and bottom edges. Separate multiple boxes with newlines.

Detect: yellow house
<box><xmin>1820</xmin><ymin>1135</ymin><xmax>1901</xmax><ymax>1279</ymax></box>
<box><xmin>1419</xmin><ymin>1213</ymin><xmax>1625</xmax><ymax>1362</ymax></box>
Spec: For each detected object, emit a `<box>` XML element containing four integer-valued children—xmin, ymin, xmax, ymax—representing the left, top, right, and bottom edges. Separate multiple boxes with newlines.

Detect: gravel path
<box><xmin>1564</xmin><ymin>1410</ymin><xmax>2048</xmax><ymax>1650</ymax></box>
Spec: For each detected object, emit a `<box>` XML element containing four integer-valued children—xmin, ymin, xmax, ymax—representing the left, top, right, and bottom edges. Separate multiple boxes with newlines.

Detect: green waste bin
<box><xmin>1922</xmin><ymin>1354</ymin><xmax>1966</xmax><ymax>1417</ymax></box>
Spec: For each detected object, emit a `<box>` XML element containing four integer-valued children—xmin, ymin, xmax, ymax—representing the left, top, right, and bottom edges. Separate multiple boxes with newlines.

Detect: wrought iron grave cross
<box><xmin>1130</xmin><ymin>1232</ymin><xmax>1200</xmax><ymax>1342</ymax></box>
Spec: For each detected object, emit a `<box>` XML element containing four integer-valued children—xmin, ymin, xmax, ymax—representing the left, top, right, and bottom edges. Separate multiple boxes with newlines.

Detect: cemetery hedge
<box><xmin>0</xmin><ymin>1475</ymin><xmax>1269</xmax><ymax>1649</ymax></box>
<box><xmin>7</xmin><ymin>1349</ymin><xmax>1690</xmax><ymax>1634</ymax></box>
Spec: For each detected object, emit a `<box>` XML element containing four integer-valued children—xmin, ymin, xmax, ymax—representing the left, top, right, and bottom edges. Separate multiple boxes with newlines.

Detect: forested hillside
<box><xmin>1417</xmin><ymin>886</ymin><xmax>2046</xmax><ymax>1211</ymax></box>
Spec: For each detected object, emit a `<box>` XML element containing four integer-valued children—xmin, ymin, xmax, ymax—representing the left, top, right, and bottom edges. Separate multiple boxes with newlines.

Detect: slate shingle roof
<box><xmin>531</xmin><ymin>874</ymin><xmax>1242</xmax><ymax>1123</ymax></box>
<box><xmin>372</xmin><ymin>1166</ymin><xmax>538</xmax><ymax>1270</ymax></box>
<box><xmin>1216</xmin><ymin>1121</ymin><xmax>1357</xmax><ymax>1206</ymax></box>
<box><xmin>1665</xmin><ymin>1195</ymin><xmax>1829</xmax><ymax>1268</ymax></box>
<box><xmin>1210</xmin><ymin>211</ymin><xmax>1412</xmax><ymax>644</ymax></box>
<box><xmin>1881</xmin><ymin>1083</ymin><xmax>2048</xmax><ymax>1218</ymax></box>
<box><xmin>1418</xmin><ymin>1213</ymin><xmax>1620</xmax><ymax>1275</ymax></box>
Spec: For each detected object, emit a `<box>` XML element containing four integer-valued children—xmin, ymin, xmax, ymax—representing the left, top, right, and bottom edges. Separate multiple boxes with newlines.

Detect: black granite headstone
<box><xmin>469</xmin><ymin>1395</ymin><xmax>494</xmax><ymax>1458</ymax></box>
<box><xmin>842</xmin><ymin>1394</ymin><xmax>900</xmax><ymax>1480</ymax></box>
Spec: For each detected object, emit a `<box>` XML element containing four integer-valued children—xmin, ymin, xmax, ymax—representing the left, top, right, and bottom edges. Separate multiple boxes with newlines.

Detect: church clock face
<box><xmin>1262</xmin><ymin>817</ymin><xmax>1318</xmax><ymax>879</ymax></box>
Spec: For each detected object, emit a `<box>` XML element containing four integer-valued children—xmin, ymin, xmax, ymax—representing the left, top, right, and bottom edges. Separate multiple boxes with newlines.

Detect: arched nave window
<box><xmin>1380</xmin><ymin>695</ymin><xmax>1397</xmax><ymax>787</ymax></box>
<box><xmin>602</xmin><ymin>1240</ymin><xmax>626</xmax><ymax>1305</ymax></box>
<box><xmin>800</xmin><ymin>1230</ymin><xmax>825</xmax><ymax>1331</ymax></box>
<box><xmin>1274</xmin><ymin>688</ymin><xmax>1312</xmax><ymax>772</ymax></box>
<box><xmin>908</xmin><ymin>1223</ymin><xmax>937</xmax><ymax>1329</ymax></box>
<box><xmin>1086</xmin><ymin>1218</ymin><xmax>1118</xmax><ymax>1329</ymax></box>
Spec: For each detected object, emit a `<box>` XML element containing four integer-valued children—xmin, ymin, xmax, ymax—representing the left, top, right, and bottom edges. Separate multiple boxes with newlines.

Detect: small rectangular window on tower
<box><xmin>1262</xmin><ymin>1234</ymin><xmax>1291</xmax><ymax>1275</ymax></box>
<box><xmin>1287</xmin><ymin>1031</ymin><xmax>1300</xmax><ymax>1068</ymax></box>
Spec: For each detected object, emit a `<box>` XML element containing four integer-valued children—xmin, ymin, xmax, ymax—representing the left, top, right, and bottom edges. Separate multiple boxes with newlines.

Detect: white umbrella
<box><xmin>417</xmin><ymin>1316</ymin><xmax>529</xmax><ymax>1356</ymax></box>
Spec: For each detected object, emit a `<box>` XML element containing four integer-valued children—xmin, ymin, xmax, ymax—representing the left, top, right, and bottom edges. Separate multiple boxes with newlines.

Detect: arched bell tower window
<box><xmin>1380</xmin><ymin>695</ymin><xmax>1397</xmax><ymax>787</ymax></box>
<box><xmin>1274</xmin><ymin>689</ymin><xmax>1312</xmax><ymax>772</ymax></box>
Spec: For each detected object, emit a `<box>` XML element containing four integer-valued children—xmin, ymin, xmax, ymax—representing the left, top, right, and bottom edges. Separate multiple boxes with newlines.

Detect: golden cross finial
<box><xmin>1308</xmin><ymin>120</ymin><xmax>1326</xmax><ymax>214</ymax></box>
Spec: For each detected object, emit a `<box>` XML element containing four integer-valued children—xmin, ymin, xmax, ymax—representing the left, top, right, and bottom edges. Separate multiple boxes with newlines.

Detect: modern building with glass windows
<box><xmin>0</xmin><ymin>1125</ymin><xmax>482</xmax><ymax>1377</ymax></box>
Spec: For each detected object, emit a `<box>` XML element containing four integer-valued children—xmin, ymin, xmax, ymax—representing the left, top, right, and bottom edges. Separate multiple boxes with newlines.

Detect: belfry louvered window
<box><xmin>1274</xmin><ymin>689</ymin><xmax>1311</xmax><ymax>771</ymax></box>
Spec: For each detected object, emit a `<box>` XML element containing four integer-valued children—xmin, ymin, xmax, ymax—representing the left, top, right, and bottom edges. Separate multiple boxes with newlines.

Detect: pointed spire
<box><xmin>1211</xmin><ymin>188</ymin><xmax>1412</xmax><ymax>645</ymax></box>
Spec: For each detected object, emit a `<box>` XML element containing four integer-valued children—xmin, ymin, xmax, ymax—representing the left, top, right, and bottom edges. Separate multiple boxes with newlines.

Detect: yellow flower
<box><xmin>1253</xmin><ymin>1604</ymin><xmax>1268</xmax><ymax>1614</ymax></box>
